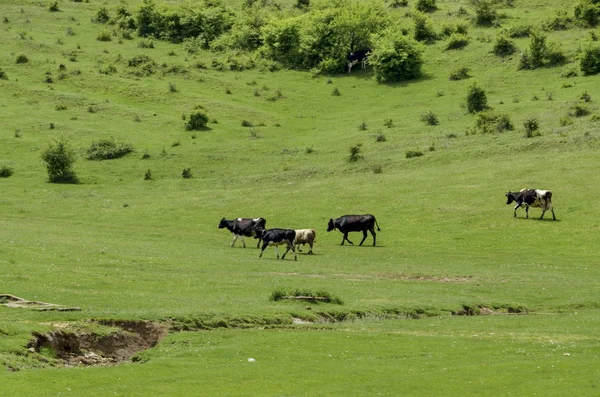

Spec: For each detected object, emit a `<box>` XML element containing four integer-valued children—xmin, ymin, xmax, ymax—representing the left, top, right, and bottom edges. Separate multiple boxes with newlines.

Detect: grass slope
<box><xmin>1</xmin><ymin>0</ymin><xmax>600</xmax><ymax>394</ymax></box>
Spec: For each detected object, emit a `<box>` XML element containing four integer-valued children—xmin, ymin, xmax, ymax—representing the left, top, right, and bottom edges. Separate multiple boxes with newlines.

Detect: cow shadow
<box><xmin>514</xmin><ymin>217</ymin><xmax>560</xmax><ymax>222</ymax></box>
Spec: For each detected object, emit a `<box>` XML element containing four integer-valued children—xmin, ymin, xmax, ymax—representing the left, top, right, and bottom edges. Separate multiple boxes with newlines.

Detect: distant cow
<box><xmin>259</xmin><ymin>228</ymin><xmax>297</xmax><ymax>260</ymax></box>
<box><xmin>506</xmin><ymin>189</ymin><xmax>556</xmax><ymax>220</ymax></box>
<box><xmin>347</xmin><ymin>49</ymin><xmax>370</xmax><ymax>74</ymax></box>
<box><xmin>294</xmin><ymin>229</ymin><xmax>316</xmax><ymax>255</ymax></box>
<box><xmin>327</xmin><ymin>214</ymin><xmax>381</xmax><ymax>246</ymax></box>
<box><xmin>218</xmin><ymin>217</ymin><xmax>266</xmax><ymax>248</ymax></box>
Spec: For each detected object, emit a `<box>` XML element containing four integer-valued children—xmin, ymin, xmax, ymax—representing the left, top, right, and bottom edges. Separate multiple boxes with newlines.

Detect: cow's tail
<box><xmin>374</xmin><ymin>218</ymin><xmax>381</xmax><ymax>232</ymax></box>
<box><xmin>544</xmin><ymin>191</ymin><xmax>552</xmax><ymax>201</ymax></box>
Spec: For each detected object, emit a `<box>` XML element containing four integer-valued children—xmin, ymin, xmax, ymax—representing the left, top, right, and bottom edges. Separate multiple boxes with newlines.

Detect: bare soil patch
<box><xmin>0</xmin><ymin>293</ymin><xmax>81</xmax><ymax>311</ymax></box>
<box><xmin>27</xmin><ymin>320</ymin><xmax>167</xmax><ymax>366</ymax></box>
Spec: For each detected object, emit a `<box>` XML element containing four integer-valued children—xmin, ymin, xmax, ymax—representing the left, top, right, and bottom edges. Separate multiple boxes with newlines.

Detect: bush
<box><xmin>543</xmin><ymin>10</ymin><xmax>573</xmax><ymax>31</ymax></box>
<box><xmin>492</xmin><ymin>36</ymin><xmax>516</xmax><ymax>56</ymax></box>
<box><xmin>466</xmin><ymin>83</ymin><xmax>488</xmax><ymax>113</ymax></box>
<box><xmin>413</xmin><ymin>12</ymin><xmax>438</xmax><ymax>42</ymax></box>
<box><xmin>421</xmin><ymin>110</ymin><xmax>439</xmax><ymax>125</ymax></box>
<box><xmin>186</xmin><ymin>110</ymin><xmax>209</xmax><ymax>130</ymax></box>
<box><xmin>570</xmin><ymin>103</ymin><xmax>590</xmax><ymax>117</ymax></box>
<box><xmin>519</xmin><ymin>32</ymin><xmax>565</xmax><ymax>69</ymax></box>
<box><xmin>475</xmin><ymin>112</ymin><xmax>513</xmax><ymax>133</ymax></box>
<box><xmin>446</xmin><ymin>33</ymin><xmax>469</xmax><ymax>50</ymax></box>
<box><xmin>144</xmin><ymin>169</ymin><xmax>153</xmax><ymax>180</ymax></box>
<box><xmin>241</xmin><ymin>120</ymin><xmax>253</xmax><ymax>127</ymax></box>
<box><xmin>348</xmin><ymin>144</ymin><xmax>363</xmax><ymax>162</ymax></box>
<box><xmin>580</xmin><ymin>43</ymin><xmax>600</xmax><ymax>75</ymax></box>
<box><xmin>358</xmin><ymin>121</ymin><xmax>368</xmax><ymax>131</ymax></box>
<box><xmin>370</xmin><ymin>29</ymin><xmax>424</xmax><ymax>83</ymax></box>
<box><xmin>182</xmin><ymin>168</ymin><xmax>193</xmax><ymax>179</ymax></box>
<box><xmin>0</xmin><ymin>166</ymin><xmax>14</xmax><ymax>178</ymax></box>
<box><xmin>86</xmin><ymin>138</ymin><xmax>134</xmax><ymax>160</ymax></box>
<box><xmin>472</xmin><ymin>0</ymin><xmax>498</xmax><ymax>27</ymax></box>
<box><xmin>48</xmin><ymin>1</ymin><xmax>60</xmax><ymax>12</ymax></box>
<box><xmin>523</xmin><ymin>117</ymin><xmax>541</xmax><ymax>138</ymax></box>
<box><xmin>94</xmin><ymin>6</ymin><xmax>110</xmax><ymax>23</ymax></box>
<box><xmin>0</xmin><ymin>69</ymin><xmax>7</xmax><ymax>80</ymax></box>
<box><xmin>97</xmin><ymin>31</ymin><xmax>112</xmax><ymax>42</ymax></box>
<box><xmin>375</xmin><ymin>132</ymin><xmax>387</xmax><ymax>142</ymax></box>
<box><xmin>574</xmin><ymin>0</ymin><xmax>600</xmax><ymax>27</ymax></box>
<box><xmin>331</xmin><ymin>87</ymin><xmax>341</xmax><ymax>96</ymax></box>
<box><xmin>16</xmin><ymin>54</ymin><xmax>28</xmax><ymax>64</ymax></box>
<box><xmin>405</xmin><ymin>149</ymin><xmax>424</xmax><ymax>158</ymax></box>
<box><xmin>415</xmin><ymin>0</ymin><xmax>437</xmax><ymax>13</ymax></box>
<box><xmin>138</xmin><ymin>39</ymin><xmax>155</xmax><ymax>48</ymax></box>
<box><xmin>449</xmin><ymin>66</ymin><xmax>470</xmax><ymax>80</ymax></box>
<box><xmin>384</xmin><ymin>118</ymin><xmax>394</xmax><ymax>128</ymax></box>
<box><xmin>580</xmin><ymin>91</ymin><xmax>592</xmax><ymax>102</ymax></box>
<box><xmin>505</xmin><ymin>24</ymin><xmax>532</xmax><ymax>38</ymax></box>
<box><xmin>41</xmin><ymin>139</ymin><xmax>78</xmax><ymax>184</ymax></box>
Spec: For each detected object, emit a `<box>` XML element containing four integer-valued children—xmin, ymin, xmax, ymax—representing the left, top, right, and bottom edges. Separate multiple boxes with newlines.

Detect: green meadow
<box><xmin>1</xmin><ymin>0</ymin><xmax>600</xmax><ymax>395</ymax></box>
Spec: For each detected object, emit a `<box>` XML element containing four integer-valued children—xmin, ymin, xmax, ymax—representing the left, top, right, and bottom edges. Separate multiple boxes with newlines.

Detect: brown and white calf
<box><xmin>259</xmin><ymin>228</ymin><xmax>297</xmax><ymax>260</ymax></box>
<box><xmin>294</xmin><ymin>229</ymin><xmax>316</xmax><ymax>255</ymax></box>
<box><xmin>505</xmin><ymin>189</ymin><xmax>556</xmax><ymax>220</ymax></box>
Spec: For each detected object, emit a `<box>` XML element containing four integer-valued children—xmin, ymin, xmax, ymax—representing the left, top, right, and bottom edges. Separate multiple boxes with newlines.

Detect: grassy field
<box><xmin>2</xmin><ymin>0</ymin><xmax>600</xmax><ymax>395</ymax></box>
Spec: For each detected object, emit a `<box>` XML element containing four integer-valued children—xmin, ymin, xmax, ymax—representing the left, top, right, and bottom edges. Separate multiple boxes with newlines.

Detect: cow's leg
<box><xmin>307</xmin><ymin>241</ymin><xmax>313</xmax><ymax>255</ymax></box>
<box><xmin>256</xmin><ymin>238</ymin><xmax>261</xmax><ymax>249</ymax></box>
<box><xmin>513</xmin><ymin>203</ymin><xmax>521</xmax><ymax>218</ymax></box>
<box><xmin>281</xmin><ymin>243</ymin><xmax>291</xmax><ymax>260</ymax></box>
<box><xmin>551</xmin><ymin>207</ymin><xmax>556</xmax><ymax>220</ymax></box>
<box><xmin>275</xmin><ymin>245</ymin><xmax>280</xmax><ymax>259</ymax></box>
<box><xmin>231</xmin><ymin>234</ymin><xmax>238</xmax><ymax>247</ymax></box>
<box><xmin>296</xmin><ymin>244</ymin><xmax>302</xmax><ymax>253</ymax></box>
<box><xmin>540</xmin><ymin>207</ymin><xmax>546</xmax><ymax>219</ymax></box>
<box><xmin>359</xmin><ymin>230</ymin><xmax>368</xmax><ymax>246</ymax></box>
<box><xmin>369</xmin><ymin>228</ymin><xmax>377</xmax><ymax>246</ymax></box>
<box><xmin>525</xmin><ymin>206</ymin><xmax>529</xmax><ymax>219</ymax></box>
<box><xmin>240</xmin><ymin>235</ymin><xmax>246</xmax><ymax>248</ymax></box>
<box><xmin>342</xmin><ymin>233</ymin><xmax>353</xmax><ymax>245</ymax></box>
<box><xmin>259</xmin><ymin>242</ymin><xmax>268</xmax><ymax>258</ymax></box>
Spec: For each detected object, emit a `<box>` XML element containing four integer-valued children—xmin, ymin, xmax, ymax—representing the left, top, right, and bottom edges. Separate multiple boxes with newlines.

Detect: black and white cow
<box><xmin>327</xmin><ymin>214</ymin><xmax>381</xmax><ymax>246</ymax></box>
<box><xmin>259</xmin><ymin>228</ymin><xmax>297</xmax><ymax>260</ymax></box>
<box><xmin>506</xmin><ymin>189</ymin><xmax>556</xmax><ymax>220</ymax></box>
<box><xmin>347</xmin><ymin>49</ymin><xmax>371</xmax><ymax>74</ymax></box>
<box><xmin>218</xmin><ymin>217</ymin><xmax>266</xmax><ymax>248</ymax></box>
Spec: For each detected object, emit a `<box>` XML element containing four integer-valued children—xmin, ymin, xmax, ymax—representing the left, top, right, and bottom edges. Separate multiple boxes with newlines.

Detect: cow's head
<box><xmin>505</xmin><ymin>192</ymin><xmax>515</xmax><ymax>205</ymax></box>
<box><xmin>327</xmin><ymin>218</ymin><xmax>335</xmax><ymax>232</ymax></box>
<box><xmin>218</xmin><ymin>218</ymin><xmax>227</xmax><ymax>228</ymax></box>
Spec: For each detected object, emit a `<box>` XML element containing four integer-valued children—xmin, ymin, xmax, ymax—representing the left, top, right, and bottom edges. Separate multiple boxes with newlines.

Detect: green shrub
<box><xmin>492</xmin><ymin>36</ymin><xmax>516</xmax><ymax>56</ymax></box>
<box><xmin>446</xmin><ymin>33</ymin><xmax>469</xmax><ymax>50</ymax></box>
<box><xmin>574</xmin><ymin>0</ymin><xmax>600</xmax><ymax>27</ymax></box>
<box><xmin>449</xmin><ymin>66</ymin><xmax>470</xmax><ymax>80</ymax></box>
<box><xmin>0</xmin><ymin>166</ymin><xmax>14</xmax><ymax>178</ymax></box>
<box><xmin>94</xmin><ymin>6</ymin><xmax>110</xmax><ymax>23</ymax></box>
<box><xmin>0</xmin><ymin>69</ymin><xmax>8</xmax><ymax>80</ymax></box>
<box><xmin>475</xmin><ymin>112</ymin><xmax>513</xmax><ymax>133</ymax></box>
<box><xmin>466</xmin><ymin>83</ymin><xmax>488</xmax><ymax>113</ymax></box>
<box><xmin>543</xmin><ymin>10</ymin><xmax>573</xmax><ymax>31</ymax></box>
<box><xmin>523</xmin><ymin>117</ymin><xmax>541</xmax><ymax>138</ymax></box>
<box><xmin>48</xmin><ymin>1</ymin><xmax>60</xmax><ymax>12</ymax></box>
<box><xmin>331</xmin><ymin>87</ymin><xmax>341</xmax><ymax>96</ymax></box>
<box><xmin>372</xmin><ymin>164</ymin><xmax>383</xmax><ymax>174</ymax></box>
<box><xmin>186</xmin><ymin>110</ymin><xmax>210</xmax><ymax>130</ymax></box>
<box><xmin>384</xmin><ymin>118</ymin><xmax>394</xmax><ymax>128</ymax></box>
<box><xmin>413</xmin><ymin>12</ymin><xmax>438</xmax><ymax>42</ymax></box>
<box><xmin>570</xmin><ymin>103</ymin><xmax>590</xmax><ymax>117</ymax></box>
<box><xmin>241</xmin><ymin>120</ymin><xmax>253</xmax><ymax>127</ymax></box>
<box><xmin>348</xmin><ymin>144</ymin><xmax>363</xmax><ymax>162</ymax></box>
<box><xmin>182</xmin><ymin>168</ymin><xmax>193</xmax><ymax>179</ymax></box>
<box><xmin>405</xmin><ymin>149</ymin><xmax>424</xmax><ymax>158</ymax></box>
<box><xmin>375</xmin><ymin>132</ymin><xmax>387</xmax><ymax>142</ymax></box>
<box><xmin>97</xmin><ymin>31</ymin><xmax>112</xmax><ymax>42</ymax></box>
<box><xmin>16</xmin><ymin>54</ymin><xmax>28</xmax><ymax>64</ymax></box>
<box><xmin>144</xmin><ymin>169</ymin><xmax>153</xmax><ymax>180</ymax></box>
<box><xmin>86</xmin><ymin>138</ymin><xmax>134</xmax><ymax>160</ymax></box>
<box><xmin>472</xmin><ymin>0</ymin><xmax>498</xmax><ymax>27</ymax></box>
<box><xmin>358</xmin><ymin>121</ymin><xmax>368</xmax><ymax>131</ymax></box>
<box><xmin>421</xmin><ymin>110</ymin><xmax>439</xmax><ymax>125</ymax></box>
<box><xmin>580</xmin><ymin>43</ymin><xmax>600</xmax><ymax>75</ymax></box>
<box><xmin>415</xmin><ymin>0</ymin><xmax>437</xmax><ymax>13</ymax></box>
<box><xmin>390</xmin><ymin>0</ymin><xmax>408</xmax><ymax>7</ymax></box>
<box><xmin>138</xmin><ymin>39</ymin><xmax>155</xmax><ymax>48</ymax></box>
<box><xmin>370</xmin><ymin>29</ymin><xmax>424</xmax><ymax>83</ymax></box>
<box><xmin>580</xmin><ymin>91</ymin><xmax>592</xmax><ymax>102</ymax></box>
<box><xmin>505</xmin><ymin>24</ymin><xmax>532</xmax><ymax>38</ymax></box>
<box><xmin>41</xmin><ymin>139</ymin><xmax>78</xmax><ymax>184</ymax></box>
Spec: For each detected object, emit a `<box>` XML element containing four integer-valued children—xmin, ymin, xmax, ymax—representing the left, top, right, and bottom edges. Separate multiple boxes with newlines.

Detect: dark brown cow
<box><xmin>327</xmin><ymin>214</ymin><xmax>381</xmax><ymax>246</ymax></box>
<box><xmin>506</xmin><ymin>189</ymin><xmax>556</xmax><ymax>220</ymax></box>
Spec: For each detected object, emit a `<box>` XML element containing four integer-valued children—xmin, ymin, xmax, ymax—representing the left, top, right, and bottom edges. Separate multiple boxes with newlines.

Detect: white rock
<box><xmin>248</xmin><ymin>358</ymin><xmax>256</xmax><ymax>362</ymax></box>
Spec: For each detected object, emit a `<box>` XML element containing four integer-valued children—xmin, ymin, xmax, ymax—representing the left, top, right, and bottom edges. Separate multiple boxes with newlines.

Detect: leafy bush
<box><xmin>16</xmin><ymin>54</ymin><xmax>28</xmax><ymax>64</ymax></box>
<box><xmin>0</xmin><ymin>69</ymin><xmax>8</xmax><ymax>80</ymax></box>
<box><xmin>331</xmin><ymin>87</ymin><xmax>341</xmax><ymax>96</ymax></box>
<box><xmin>492</xmin><ymin>36</ymin><xmax>516</xmax><ymax>56</ymax></box>
<box><xmin>370</xmin><ymin>29</ymin><xmax>424</xmax><ymax>83</ymax></box>
<box><xmin>372</xmin><ymin>164</ymin><xmax>383</xmax><ymax>174</ymax></box>
<box><xmin>138</xmin><ymin>39</ymin><xmax>155</xmax><ymax>48</ymax></box>
<box><xmin>348</xmin><ymin>144</ymin><xmax>363</xmax><ymax>162</ymax></box>
<box><xmin>182</xmin><ymin>168</ymin><xmax>193</xmax><ymax>179</ymax></box>
<box><xmin>466</xmin><ymin>83</ymin><xmax>488</xmax><ymax>113</ymax></box>
<box><xmin>144</xmin><ymin>169</ymin><xmax>153</xmax><ymax>180</ymax></box>
<box><xmin>384</xmin><ymin>118</ymin><xmax>394</xmax><ymax>128</ymax></box>
<box><xmin>472</xmin><ymin>0</ymin><xmax>498</xmax><ymax>27</ymax></box>
<box><xmin>241</xmin><ymin>120</ymin><xmax>253</xmax><ymax>127</ymax></box>
<box><xmin>415</xmin><ymin>0</ymin><xmax>437</xmax><ymax>13</ymax></box>
<box><xmin>405</xmin><ymin>149</ymin><xmax>424</xmax><ymax>158</ymax></box>
<box><xmin>94</xmin><ymin>6</ymin><xmax>111</xmax><ymax>23</ymax></box>
<box><xmin>0</xmin><ymin>166</ymin><xmax>14</xmax><ymax>178</ymax></box>
<box><xmin>375</xmin><ymin>132</ymin><xmax>387</xmax><ymax>142</ymax></box>
<box><xmin>505</xmin><ymin>24</ymin><xmax>532</xmax><ymax>38</ymax></box>
<box><xmin>580</xmin><ymin>42</ymin><xmax>600</xmax><ymax>75</ymax></box>
<box><xmin>41</xmin><ymin>139</ymin><xmax>79</xmax><ymax>184</ymax></box>
<box><xmin>475</xmin><ymin>112</ymin><xmax>514</xmax><ymax>133</ymax></box>
<box><xmin>543</xmin><ymin>10</ymin><xmax>573</xmax><ymax>31</ymax></box>
<box><xmin>413</xmin><ymin>12</ymin><xmax>438</xmax><ymax>42</ymax></box>
<box><xmin>580</xmin><ymin>91</ymin><xmax>592</xmax><ymax>102</ymax></box>
<box><xmin>570</xmin><ymin>103</ymin><xmax>590</xmax><ymax>117</ymax></box>
<box><xmin>519</xmin><ymin>32</ymin><xmax>565</xmax><ymax>69</ymax></box>
<box><xmin>446</xmin><ymin>33</ymin><xmax>469</xmax><ymax>50</ymax></box>
<box><xmin>358</xmin><ymin>121</ymin><xmax>368</xmax><ymax>131</ymax></box>
<box><xmin>86</xmin><ymin>138</ymin><xmax>134</xmax><ymax>160</ymax></box>
<box><xmin>421</xmin><ymin>110</ymin><xmax>439</xmax><ymax>125</ymax></box>
<box><xmin>186</xmin><ymin>110</ymin><xmax>210</xmax><ymax>130</ymax></box>
<box><xmin>449</xmin><ymin>66</ymin><xmax>470</xmax><ymax>80</ymax></box>
<box><xmin>97</xmin><ymin>31</ymin><xmax>112</xmax><ymax>42</ymax></box>
<box><xmin>574</xmin><ymin>0</ymin><xmax>600</xmax><ymax>27</ymax></box>
<box><xmin>523</xmin><ymin>117</ymin><xmax>541</xmax><ymax>138</ymax></box>
<box><xmin>48</xmin><ymin>1</ymin><xmax>60</xmax><ymax>12</ymax></box>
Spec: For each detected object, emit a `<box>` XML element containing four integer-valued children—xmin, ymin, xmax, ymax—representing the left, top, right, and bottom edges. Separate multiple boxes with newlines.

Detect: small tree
<box><xmin>580</xmin><ymin>42</ymin><xmax>600</xmax><ymax>75</ymax></box>
<box><xmin>41</xmin><ymin>139</ymin><xmax>78</xmax><ymax>183</ymax></box>
<box><xmin>492</xmin><ymin>36</ymin><xmax>516</xmax><ymax>56</ymax></box>
<box><xmin>370</xmin><ymin>29</ymin><xmax>424</xmax><ymax>83</ymax></box>
<box><xmin>523</xmin><ymin>117</ymin><xmax>540</xmax><ymax>138</ymax></box>
<box><xmin>416</xmin><ymin>0</ymin><xmax>437</xmax><ymax>13</ymax></box>
<box><xmin>348</xmin><ymin>144</ymin><xmax>363</xmax><ymax>162</ymax></box>
<box><xmin>466</xmin><ymin>83</ymin><xmax>488</xmax><ymax>113</ymax></box>
<box><xmin>185</xmin><ymin>110</ymin><xmax>209</xmax><ymax>130</ymax></box>
<box><xmin>472</xmin><ymin>0</ymin><xmax>498</xmax><ymax>26</ymax></box>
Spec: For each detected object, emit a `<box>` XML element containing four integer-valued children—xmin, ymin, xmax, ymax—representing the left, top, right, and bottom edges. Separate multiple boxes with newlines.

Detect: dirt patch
<box><xmin>27</xmin><ymin>320</ymin><xmax>167</xmax><ymax>366</ymax></box>
<box><xmin>0</xmin><ymin>293</ymin><xmax>81</xmax><ymax>311</ymax></box>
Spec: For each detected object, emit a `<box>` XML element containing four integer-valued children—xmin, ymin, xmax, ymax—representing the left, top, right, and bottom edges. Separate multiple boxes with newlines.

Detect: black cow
<box><xmin>506</xmin><ymin>189</ymin><xmax>556</xmax><ymax>220</ymax></box>
<box><xmin>218</xmin><ymin>217</ymin><xmax>266</xmax><ymax>248</ymax></box>
<box><xmin>259</xmin><ymin>229</ymin><xmax>297</xmax><ymax>260</ymax></box>
<box><xmin>327</xmin><ymin>214</ymin><xmax>381</xmax><ymax>246</ymax></box>
<box><xmin>347</xmin><ymin>49</ymin><xmax>371</xmax><ymax>74</ymax></box>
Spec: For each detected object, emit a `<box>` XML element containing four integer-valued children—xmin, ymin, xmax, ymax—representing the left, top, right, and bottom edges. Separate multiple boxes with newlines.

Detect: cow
<box><xmin>506</xmin><ymin>189</ymin><xmax>556</xmax><ymax>220</ymax></box>
<box><xmin>347</xmin><ymin>49</ymin><xmax>371</xmax><ymax>74</ymax></box>
<box><xmin>218</xmin><ymin>217</ymin><xmax>266</xmax><ymax>248</ymax></box>
<box><xmin>259</xmin><ymin>229</ymin><xmax>297</xmax><ymax>260</ymax></box>
<box><xmin>327</xmin><ymin>214</ymin><xmax>381</xmax><ymax>246</ymax></box>
<box><xmin>294</xmin><ymin>229</ymin><xmax>316</xmax><ymax>255</ymax></box>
